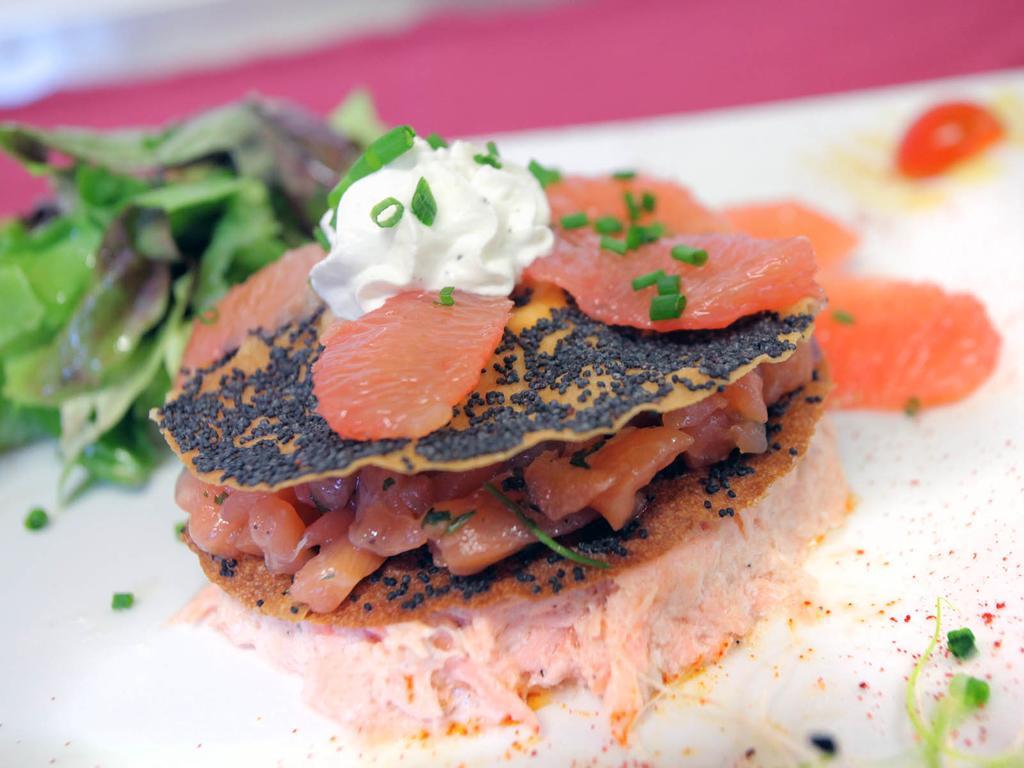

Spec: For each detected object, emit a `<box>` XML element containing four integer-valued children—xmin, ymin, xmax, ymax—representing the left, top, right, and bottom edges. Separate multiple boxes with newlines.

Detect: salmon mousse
<box><xmin>155</xmin><ymin>127</ymin><xmax>848</xmax><ymax>742</ymax></box>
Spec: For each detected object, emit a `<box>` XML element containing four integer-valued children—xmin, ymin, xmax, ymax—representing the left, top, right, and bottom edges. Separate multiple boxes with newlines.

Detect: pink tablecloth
<box><xmin>1</xmin><ymin>0</ymin><xmax>1022</xmax><ymax>214</ymax></box>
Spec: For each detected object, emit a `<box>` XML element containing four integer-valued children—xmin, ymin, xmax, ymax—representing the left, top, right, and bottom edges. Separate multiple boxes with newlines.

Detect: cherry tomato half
<box><xmin>896</xmin><ymin>101</ymin><xmax>1005</xmax><ymax>178</ymax></box>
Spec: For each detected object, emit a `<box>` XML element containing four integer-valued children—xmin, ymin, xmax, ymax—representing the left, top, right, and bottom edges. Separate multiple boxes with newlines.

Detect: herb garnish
<box><xmin>425</xmin><ymin>132</ymin><xmax>449</xmax><ymax>149</ymax></box>
<box><xmin>421</xmin><ymin>508</ymin><xmax>476</xmax><ymax>535</ymax></box>
<box><xmin>560</xmin><ymin>212</ymin><xmax>589</xmax><ymax>229</ymax></box>
<box><xmin>198</xmin><ymin>308</ymin><xmax>220</xmax><ymax>325</ymax></box>
<box><xmin>671</xmin><ymin>244</ymin><xmax>709</xmax><ymax>266</ymax></box>
<box><xmin>624</xmin><ymin>191</ymin><xmax>641</xmax><ymax>221</ymax></box>
<box><xmin>411</xmin><ymin>176</ymin><xmax>437</xmax><ymax>225</ymax></box>
<box><xmin>904</xmin><ymin>396</ymin><xmax>922</xmax><ymax>417</ymax></box>
<box><xmin>612</xmin><ymin>170</ymin><xmax>636</xmax><ymax>180</ymax></box>
<box><xmin>641</xmin><ymin>191</ymin><xmax>656</xmax><ymax>212</ymax></box>
<box><xmin>213</xmin><ymin>492</ymin><xmax>228</xmax><ymax>505</ymax></box>
<box><xmin>111</xmin><ymin>592</ymin><xmax>135</xmax><ymax>610</ymax></box>
<box><xmin>528</xmin><ymin>159</ymin><xmax>561</xmax><ymax>188</ymax></box>
<box><xmin>473</xmin><ymin>141</ymin><xmax>502</xmax><ymax>169</ymax></box>
<box><xmin>175</xmin><ymin>521</ymin><xmax>187</xmax><ymax>538</ymax></box>
<box><xmin>649</xmin><ymin>293</ymin><xmax>686</xmax><ymax>322</ymax></box>
<box><xmin>655</xmin><ymin>272</ymin><xmax>680</xmax><ymax>296</ymax></box>
<box><xmin>600</xmin><ymin>235</ymin><xmax>627</xmax><ymax>255</ymax></box>
<box><xmin>24</xmin><ymin>506</ymin><xmax>49</xmax><ymax>531</ymax></box>
<box><xmin>446</xmin><ymin>511</ymin><xmax>476</xmax><ymax>534</ymax></box>
<box><xmin>832</xmin><ymin>309</ymin><xmax>856</xmax><ymax>325</ymax></box>
<box><xmin>905</xmin><ymin>599</ymin><xmax>1007</xmax><ymax>767</ymax></box>
<box><xmin>483</xmin><ymin>482</ymin><xmax>610</xmax><ymax>569</ymax></box>
<box><xmin>436</xmin><ymin>286</ymin><xmax>455</xmax><ymax>306</ymax></box>
<box><xmin>947</xmin><ymin>627</ymin><xmax>977</xmax><ymax>659</ymax></box>
<box><xmin>328</xmin><ymin>125</ymin><xmax>416</xmax><ymax>221</ymax></box>
<box><xmin>370</xmin><ymin>196</ymin><xmax>404</xmax><ymax>228</ymax></box>
<box><xmin>594</xmin><ymin>216</ymin><xmax>623</xmax><ymax>235</ymax></box>
<box><xmin>631</xmin><ymin>270</ymin><xmax>665</xmax><ymax>291</ymax></box>
<box><xmin>625</xmin><ymin>222</ymin><xmax>664</xmax><ymax>250</ymax></box>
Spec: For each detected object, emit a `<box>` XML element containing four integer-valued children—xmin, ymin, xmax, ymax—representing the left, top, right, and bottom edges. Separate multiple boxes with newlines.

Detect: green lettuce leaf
<box><xmin>58</xmin><ymin>273</ymin><xmax>190</xmax><ymax>464</ymax></box>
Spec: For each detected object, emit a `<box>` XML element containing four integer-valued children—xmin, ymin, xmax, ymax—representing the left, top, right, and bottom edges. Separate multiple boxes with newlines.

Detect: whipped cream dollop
<box><xmin>311</xmin><ymin>137</ymin><xmax>554</xmax><ymax>319</ymax></box>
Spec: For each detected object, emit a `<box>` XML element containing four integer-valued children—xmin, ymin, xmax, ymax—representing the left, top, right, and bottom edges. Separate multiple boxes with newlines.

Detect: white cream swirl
<box><xmin>311</xmin><ymin>137</ymin><xmax>553</xmax><ymax>319</ymax></box>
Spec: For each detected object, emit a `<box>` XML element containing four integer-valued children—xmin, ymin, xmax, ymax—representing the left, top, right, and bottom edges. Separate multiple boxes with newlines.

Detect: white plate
<box><xmin>3</xmin><ymin>69</ymin><xmax>1023</xmax><ymax>767</ymax></box>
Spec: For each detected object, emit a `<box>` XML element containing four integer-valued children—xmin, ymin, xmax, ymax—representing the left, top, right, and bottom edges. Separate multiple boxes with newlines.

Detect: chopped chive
<box><xmin>600</xmin><ymin>235</ymin><xmax>628</xmax><ymax>255</ymax></box>
<box><xmin>474</xmin><ymin>153</ymin><xmax>501</xmax><ymax>168</ymax></box>
<box><xmin>641</xmin><ymin>191</ymin><xmax>656</xmax><ymax>212</ymax></box>
<box><xmin>411</xmin><ymin>176</ymin><xmax>437</xmax><ymax>225</ymax></box>
<box><xmin>436</xmin><ymin>286</ymin><xmax>455</xmax><ymax>306</ymax></box>
<box><xmin>24</xmin><ymin>506</ymin><xmax>49</xmax><ymax>531</ymax></box>
<box><xmin>327</xmin><ymin>125</ymin><xmax>416</xmax><ymax>221</ymax></box>
<box><xmin>655</xmin><ymin>272</ymin><xmax>681</xmax><ymax>296</ymax></box>
<box><xmin>832</xmin><ymin>309</ymin><xmax>855</xmax><ymax>325</ymax></box>
<box><xmin>624</xmin><ymin>191</ymin><xmax>641</xmax><ymax>221</ymax></box>
<box><xmin>447</xmin><ymin>511</ymin><xmax>476</xmax><ymax>534</ymax></box>
<box><xmin>422</xmin><ymin>509</ymin><xmax>451</xmax><ymax>528</ymax></box>
<box><xmin>671</xmin><ymin>244</ymin><xmax>709</xmax><ymax>266</ymax></box>
<box><xmin>560</xmin><ymin>212</ymin><xmax>589</xmax><ymax>229</ymax></box>
<box><xmin>954</xmin><ymin>674</ymin><xmax>990</xmax><ymax>709</ymax></box>
<box><xmin>947</xmin><ymin>627</ymin><xmax>977</xmax><ymax>660</ymax></box>
<box><xmin>111</xmin><ymin>592</ymin><xmax>135</xmax><ymax>610</ymax></box>
<box><xmin>382</xmin><ymin>477</ymin><xmax>396</xmax><ymax>491</ymax></box>
<box><xmin>594</xmin><ymin>216</ymin><xmax>623</xmax><ymax>234</ymax></box>
<box><xmin>904</xmin><ymin>396</ymin><xmax>922</xmax><ymax>417</ymax></box>
<box><xmin>631</xmin><ymin>270</ymin><xmax>665</xmax><ymax>291</ymax></box>
<box><xmin>426</xmin><ymin>132</ymin><xmax>448</xmax><ymax>149</ymax></box>
<box><xmin>175</xmin><ymin>521</ymin><xmax>187</xmax><ymax>538</ymax></box>
<box><xmin>625</xmin><ymin>222</ymin><xmax>663</xmax><ymax>250</ymax></box>
<box><xmin>483</xmin><ymin>483</ymin><xmax>610</xmax><ymax>569</ymax></box>
<box><xmin>649</xmin><ymin>293</ymin><xmax>686</xmax><ymax>321</ymax></box>
<box><xmin>474</xmin><ymin>141</ymin><xmax>502</xmax><ymax>169</ymax></box>
<box><xmin>612</xmin><ymin>170</ymin><xmax>636</xmax><ymax>180</ymax></box>
<box><xmin>198</xmin><ymin>308</ymin><xmax>219</xmax><ymax>325</ymax></box>
<box><xmin>528</xmin><ymin>159</ymin><xmax>561</xmax><ymax>188</ymax></box>
<box><xmin>314</xmin><ymin>227</ymin><xmax>331</xmax><ymax>250</ymax></box>
<box><xmin>370</xmin><ymin>196</ymin><xmax>404</xmax><ymax>228</ymax></box>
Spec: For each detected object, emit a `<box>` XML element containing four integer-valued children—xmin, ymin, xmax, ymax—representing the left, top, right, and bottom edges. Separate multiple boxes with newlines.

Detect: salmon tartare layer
<box><xmin>181</xmin><ymin>417</ymin><xmax>845</xmax><ymax>743</ymax></box>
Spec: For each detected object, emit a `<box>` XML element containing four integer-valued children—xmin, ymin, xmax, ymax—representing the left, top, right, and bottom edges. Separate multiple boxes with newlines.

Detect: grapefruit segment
<box><xmin>547</xmin><ymin>175</ymin><xmax>731</xmax><ymax>234</ymax></box>
<box><xmin>723</xmin><ymin>201</ymin><xmax>858</xmax><ymax>270</ymax></box>
<box><xmin>525</xmin><ymin>232</ymin><xmax>822</xmax><ymax>331</ymax></box>
<box><xmin>312</xmin><ymin>290</ymin><xmax>512</xmax><ymax>440</ymax></box>
<box><xmin>180</xmin><ymin>244</ymin><xmax>323</xmax><ymax>373</ymax></box>
<box><xmin>816</xmin><ymin>275</ymin><xmax>1001</xmax><ymax>409</ymax></box>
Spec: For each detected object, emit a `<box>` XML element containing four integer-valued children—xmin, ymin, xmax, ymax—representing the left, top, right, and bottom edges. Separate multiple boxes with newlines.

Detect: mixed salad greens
<box><xmin>0</xmin><ymin>94</ymin><xmax>383</xmax><ymax>498</ymax></box>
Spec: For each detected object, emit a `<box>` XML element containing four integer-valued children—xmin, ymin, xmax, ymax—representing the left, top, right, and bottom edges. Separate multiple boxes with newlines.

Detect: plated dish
<box><xmin>2</xmin><ymin>73</ymin><xmax>1021</xmax><ymax>766</ymax></box>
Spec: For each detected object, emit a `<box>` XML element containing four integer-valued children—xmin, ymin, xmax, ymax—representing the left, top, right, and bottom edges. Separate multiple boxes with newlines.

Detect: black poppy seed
<box><xmin>363</xmin><ymin>602</ymin><xmax>373</xmax><ymax>612</ymax></box>
<box><xmin>703</xmin><ymin>499</ymin><xmax>713</xmax><ymax>509</ymax></box>
<box><xmin>531</xmin><ymin>585</ymin><xmax>542</xmax><ymax>594</ymax></box>
<box><xmin>157</xmin><ymin>301</ymin><xmax>812</xmax><ymax>486</ymax></box>
<box><xmin>289</xmin><ymin>605</ymin><xmax>299</xmax><ymax>614</ymax></box>
<box><xmin>255</xmin><ymin>599</ymin><xmax>264</xmax><ymax>607</ymax></box>
<box><xmin>573</xmin><ymin>566</ymin><xmax>585</xmax><ymax>581</ymax></box>
<box><xmin>789</xmin><ymin>447</ymin><xmax>799</xmax><ymax>456</ymax></box>
<box><xmin>719</xmin><ymin>507</ymin><xmax>735</xmax><ymax>517</ymax></box>
<box><xmin>382</xmin><ymin>576</ymin><xmax>398</xmax><ymax>587</ymax></box>
<box><xmin>727</xmin><ymin>489</ymin><xmax>737</xmax><ymax>498</ymax></box>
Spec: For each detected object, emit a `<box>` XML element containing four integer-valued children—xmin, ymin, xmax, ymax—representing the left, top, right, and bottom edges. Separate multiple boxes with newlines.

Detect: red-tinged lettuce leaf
<box><xmin>0</xmin><ymin>98</ymin><xmax>357</xmax><ymax>230</ymax></box>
